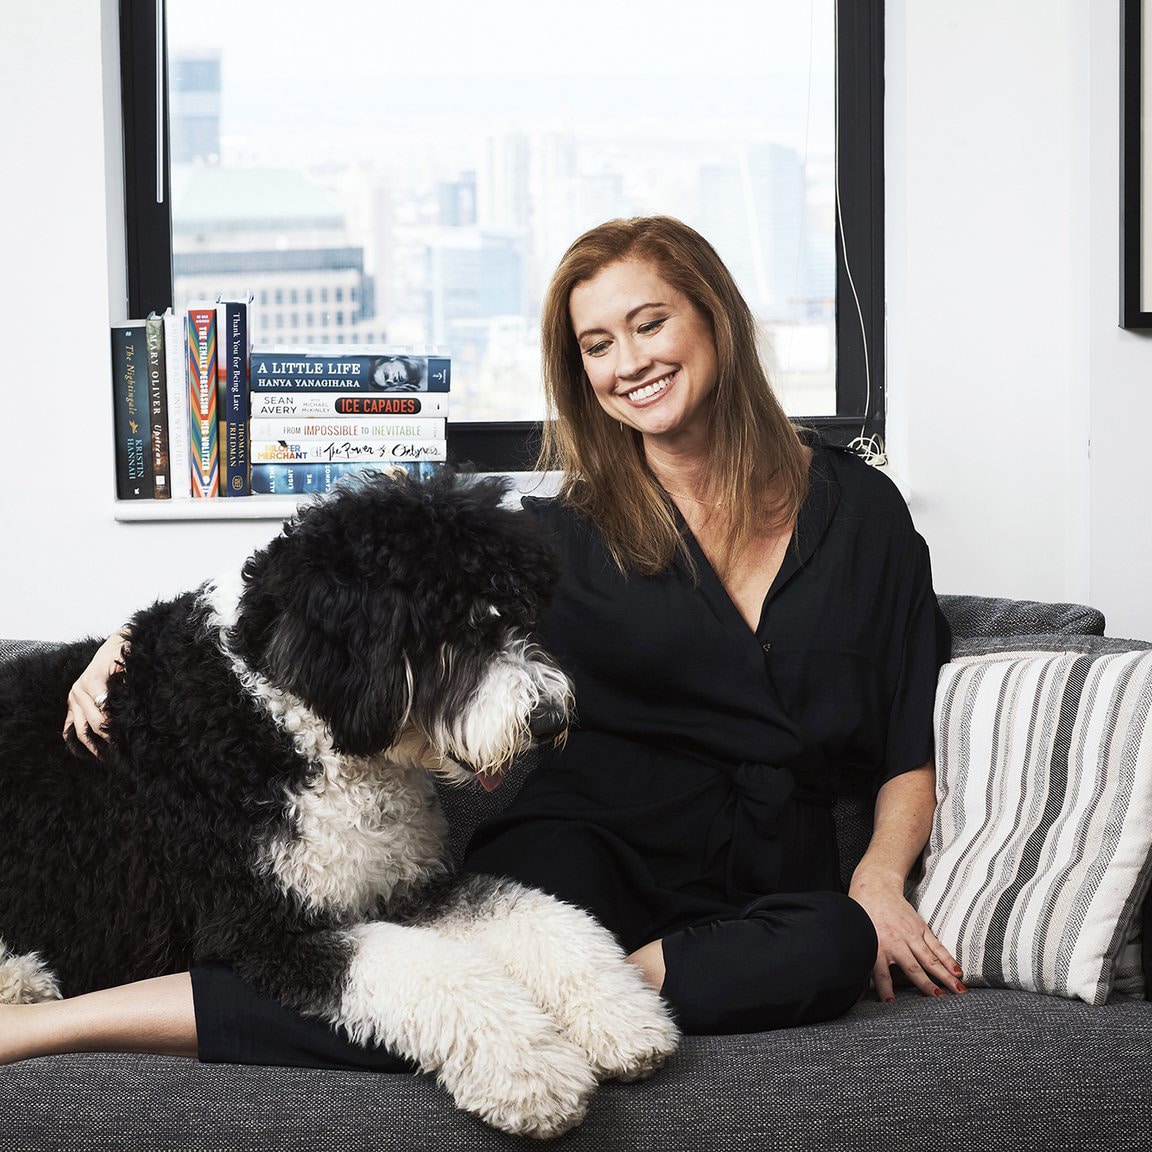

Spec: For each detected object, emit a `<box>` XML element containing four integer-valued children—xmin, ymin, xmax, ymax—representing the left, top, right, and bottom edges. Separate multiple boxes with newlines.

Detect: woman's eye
<box><xmin>583</xmin><ymin>340</ymin><xmax>610</xmax><ymax>357</ymax></box>
<box><xmin>638</xmin><ymin>318</ymin><xmax>666</xmax><ymax>335</ymax></box>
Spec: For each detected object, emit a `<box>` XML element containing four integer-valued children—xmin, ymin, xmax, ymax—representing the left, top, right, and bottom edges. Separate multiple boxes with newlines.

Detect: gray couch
<box><xmin>3</xmin><ymin>595</ymin><xmax>1151</xmax><ymax>1152</ymax></box>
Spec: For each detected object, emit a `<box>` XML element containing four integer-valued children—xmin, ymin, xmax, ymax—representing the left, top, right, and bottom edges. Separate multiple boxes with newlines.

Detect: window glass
<box><xmin>167</xmin><ymin>0</ymin><xmax>835</xmax><ymax>422</ymax></box>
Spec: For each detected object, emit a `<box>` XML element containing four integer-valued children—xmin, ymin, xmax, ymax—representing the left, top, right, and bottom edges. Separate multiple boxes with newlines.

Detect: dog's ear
<box><xmin>231</xmin><ymin>521</ymin><xmax>415</xmax><ymax>757</ymax></box>
<box><xmin>263</xmin><ymin>578</ymin><xmax>413</xmax><ymax>758</ymax></box>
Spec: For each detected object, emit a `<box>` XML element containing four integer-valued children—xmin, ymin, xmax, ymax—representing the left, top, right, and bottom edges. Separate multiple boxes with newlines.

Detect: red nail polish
<box><xmin>885</xmin><ymin>997</ymin><xmax>896</xmax><ymax>1005</ymax></box>
<box><xmin>955</xmin><ymin>982</ymin><xmax>967</xmax><ymax>993</ymax></box>
<box><xmin>932</xmin><ymin>987</ymin><xmax>945</xmax><ymax>997</ymax></box>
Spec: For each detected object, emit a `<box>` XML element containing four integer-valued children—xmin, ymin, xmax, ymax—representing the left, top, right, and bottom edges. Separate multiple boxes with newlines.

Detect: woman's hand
<box><xmin>850</xmin><ymin>763</ymin><xmax>966</xmax><ymax>1003</ymax></box>
<box><xmin>849</xmin><ymin>864</ymin><xmax>965</xmax><ymax>1002</ymax></box>
<box><xmin>63</xmin><ymin>630</ymin><xmax>130</xmax><ymax>756</ymax></box>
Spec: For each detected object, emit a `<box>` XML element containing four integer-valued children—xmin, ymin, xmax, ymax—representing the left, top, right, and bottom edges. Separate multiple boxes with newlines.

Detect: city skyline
<box><xmin>166</xmin><ymin>1</ymin><xmax>837</xmax><ymax>421</ymax></box>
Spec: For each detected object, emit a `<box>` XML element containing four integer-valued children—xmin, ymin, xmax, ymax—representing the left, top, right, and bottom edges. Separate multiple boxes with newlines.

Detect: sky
<box><xmin>168</xmin><ymin>0</ymin><xmax>834</xmax><ymax>149</ymax></box>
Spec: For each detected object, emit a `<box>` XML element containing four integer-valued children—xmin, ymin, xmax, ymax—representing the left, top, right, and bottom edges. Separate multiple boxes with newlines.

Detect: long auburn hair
<box><xmin>537</xmin><ymin>215</ymin><xmax>809</xmax><ymax>577</ymax></box>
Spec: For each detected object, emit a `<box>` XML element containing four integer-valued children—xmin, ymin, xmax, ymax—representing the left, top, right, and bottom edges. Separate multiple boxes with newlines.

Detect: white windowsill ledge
<box><xmin>112</xmin><ymin>473</ymin><xmax>561</xmax><ymax>522</ymax></box>
<box><xmin>114</xmin><ymin>496</ymin><xmax>308</xmax><ymax>522</ymax></box>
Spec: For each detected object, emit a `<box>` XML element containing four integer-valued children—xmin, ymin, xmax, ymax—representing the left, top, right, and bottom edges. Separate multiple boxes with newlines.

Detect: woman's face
<box><xmin>568</xmin><ymin>257</ymin><xmax>718</xmax><ymax>451</ymax></box>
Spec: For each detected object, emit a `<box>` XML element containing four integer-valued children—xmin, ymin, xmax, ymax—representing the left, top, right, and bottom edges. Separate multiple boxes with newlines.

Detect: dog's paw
<box><xmin>434</xmin><ymin>883</ymin><xmax>681</xmax><ymax>1085</ymax></box>
<box><xmin>439</xmin><ymin>1018</ymin><xmax>597</xmax><ymax>1139</ymax></box>
<box><xmin>556</xmin><ymin>966</ymin><xmax>680</xmax><ymax>1084</ymax></box>
<box><xmin>0</xmin><ymin>941</ymin><xmax>61</xmax><ymax>1005</ymax></box>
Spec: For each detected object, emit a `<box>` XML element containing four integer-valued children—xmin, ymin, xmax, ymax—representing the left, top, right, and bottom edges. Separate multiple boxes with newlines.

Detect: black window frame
<box><xmin>119</xmin><ymin>0</ymin><xmax>884</xmax><ymax>472</ymax></box>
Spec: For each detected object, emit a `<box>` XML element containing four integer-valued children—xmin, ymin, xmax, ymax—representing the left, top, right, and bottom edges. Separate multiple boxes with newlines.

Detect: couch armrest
<box><xmin>939</xmin><ymin>594</ymin><xmax>1106</xmax><ymax>639</ymax></box>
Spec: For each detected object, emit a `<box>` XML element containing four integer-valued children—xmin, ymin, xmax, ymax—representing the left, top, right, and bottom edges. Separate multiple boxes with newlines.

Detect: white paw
<box><xmin>336</xmin><ymin>921</ymin><xmax>598</xmax><ymax>1139</ymax></box>
<box><xmin>431</xmin><ymin>884</ymin><xmax>681</xmax><ymax>1085</ymax></box>
<box><xmin>0</xmin><ymin>940</ymin><xmax>61</xmax><ymax>1004</ymax></box>
<box><xmin>556</xmin><ymin>965</ymin><xmax>680</xmax><ymax>1084</ymax></box>
<box><xmin>440</xmin><ymin>1021</ymin><xmax>597</xmax><ymax>1139</ymax></box>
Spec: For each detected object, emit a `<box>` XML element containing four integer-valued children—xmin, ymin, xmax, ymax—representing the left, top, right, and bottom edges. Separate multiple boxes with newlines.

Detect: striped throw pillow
<box><xmin>911</xmin><ymin>650</ymin><xmax>1152</xmax><ymax>1005</ymax></box>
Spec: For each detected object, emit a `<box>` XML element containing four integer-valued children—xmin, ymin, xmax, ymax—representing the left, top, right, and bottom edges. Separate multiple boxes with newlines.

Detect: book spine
<box><xmin>250</xmin><ymin>461</ymin><xmax>442</xmax><ymax>495</ymax></box>
<box><xmin>249</xmin><ymin>418</ymin><xmax>446</xmax><ymax>440</ymax></box>
<box><xmin>186</xmin><ymin>305</ymin><xmax>219</xmax><ymax>498</ymax></box>
<box><xmin>110</xmin><ymin>324</ymin><xmax>154</xmax><ymax>499</ymax></box>
<box><xmin>162</xmin><ymin>308</ymin><xmax>191</xmax><ymax>498</ymax></box>
<box><xmin>144</xmin><ymin>315</ymin><xmax>172</xmax><ymax>499</ymax></box>
<box><xmin>250</xmin><ymin>439</ymin><xmax>448</xmax><ymax>464</ymax></box>
<box><xmin>216</xmin><ymin>296</ymin><xmax>252</xmax><ymax>496</ymax></box>
<box><xmin>249</xmin><ymin>392</ymin><xmax>449</xmax><ymax>418</ymax></box>
<box><xmin>250</xmin><ymin>353</ymin><xmax>451</xmax><ymax>392</ymax></box>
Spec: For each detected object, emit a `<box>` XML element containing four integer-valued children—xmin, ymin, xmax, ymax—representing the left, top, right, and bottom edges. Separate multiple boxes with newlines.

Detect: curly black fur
<box><xmin>0</xmin><ymin>470</ymin><xmax>564</xmax><ymax>1012</ymax></box>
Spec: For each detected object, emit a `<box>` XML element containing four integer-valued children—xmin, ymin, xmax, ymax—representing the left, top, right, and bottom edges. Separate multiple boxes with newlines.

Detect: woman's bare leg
<box><xmin>0</xmin><ymin>972</ymin><xmax>197</xmax><ymax>1064</ymax></box>
<box><xmin>627</xmin><ymin>941</ymin><xmax>666</xmax><ymax>991</ymax></box>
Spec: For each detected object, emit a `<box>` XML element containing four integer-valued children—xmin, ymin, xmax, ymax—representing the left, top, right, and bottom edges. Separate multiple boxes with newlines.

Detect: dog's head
<box><xmin>229</xmin><ymin>469</ymin><xmax>571</xmax><ymax>779</ymax></box>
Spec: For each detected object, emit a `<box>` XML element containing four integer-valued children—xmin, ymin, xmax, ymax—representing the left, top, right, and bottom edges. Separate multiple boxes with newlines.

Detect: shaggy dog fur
<box><xmin>0</xmin><ymin>471</ymin><xmax>677</xmax><ymax>1138</ymax></box>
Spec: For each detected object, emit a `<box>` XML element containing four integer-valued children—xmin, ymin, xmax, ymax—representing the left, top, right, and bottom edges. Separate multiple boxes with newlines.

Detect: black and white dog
<box><xmin>0</xmin><ymin>470</ymin><xmax>677</xmax><ymax>1138</ymax></box>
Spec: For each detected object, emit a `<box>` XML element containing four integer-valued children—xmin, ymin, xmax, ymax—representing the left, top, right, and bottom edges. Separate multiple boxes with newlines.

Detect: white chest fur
<box><xmin>201</xmin><ymin>575</ymin><xmax>451</xmax><ymax>918</ymax></box>
<box><xmin>267</xmin><ymin>750</ymin><xmax>449</xmax><ymax>918</ymax></box>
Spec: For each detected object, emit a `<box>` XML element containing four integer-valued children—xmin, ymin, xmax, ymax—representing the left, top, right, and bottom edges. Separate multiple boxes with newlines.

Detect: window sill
<box><xmin>112</xmin><ymin>472</ymin><xmax>561</xmax><ymax>522</ymax></box>
<box><xmin>114</xmin><ymin>496</ymin><xmax>304</xmax><ymax>522</ymax></box>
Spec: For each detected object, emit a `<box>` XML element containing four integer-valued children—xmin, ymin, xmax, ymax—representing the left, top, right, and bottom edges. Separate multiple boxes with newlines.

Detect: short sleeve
<box><xmin>878</xmin><ymin>537</ymin><xmax>952</xmax><ymax>789</ymax></box>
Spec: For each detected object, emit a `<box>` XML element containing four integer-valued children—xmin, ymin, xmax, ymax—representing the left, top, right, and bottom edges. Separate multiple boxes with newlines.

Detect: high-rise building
<box><xmin>169</xmin><ymin>53</ymin><xmax>221</xmax><ymax>165</ymax></box>
<box><xmin>171</xmin><ymin>165</ymin><xmax>384</xmax><ymax>345</ymax></box>
<box><xmin>699</xmin><ymin>143</ymin><xmax>813</xmax><ymax>320</ymax></box>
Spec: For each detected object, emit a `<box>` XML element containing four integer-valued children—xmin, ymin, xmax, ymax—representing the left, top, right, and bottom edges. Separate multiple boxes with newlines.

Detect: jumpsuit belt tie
<box><xmin>709</xmin><ymin>761</ymin><xmax>834</xmax><ymax>902</ymax></box>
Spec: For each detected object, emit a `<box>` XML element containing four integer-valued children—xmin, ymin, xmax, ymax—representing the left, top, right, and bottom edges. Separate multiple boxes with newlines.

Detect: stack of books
<box><xmin>248</xmin><ymin>349</ymin><xmax>450</xmax><ymax>495</ymax></box>
<box><xmin>109</xmin><ymin>298</ymin><xmax>450</xmax><ymax>500</ymax></box>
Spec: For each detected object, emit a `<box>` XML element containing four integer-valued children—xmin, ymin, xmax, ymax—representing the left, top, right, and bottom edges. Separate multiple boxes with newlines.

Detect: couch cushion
<box><xmin>912</xmin><ymin>649</ymin><xmax>1152</xmax><ymax>1004</ymax></box>
<box><xmin>2</xmin><ymin>990</ymin><xmax>1148</xmax><ymax>1151</ymax></box>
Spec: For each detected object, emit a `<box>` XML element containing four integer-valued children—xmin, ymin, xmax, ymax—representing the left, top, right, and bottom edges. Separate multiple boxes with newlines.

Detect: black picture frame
<box><xmin>1121</xmin><ymin>0</ymin><xmax>1152</xmax><ymax>327</ymax></box>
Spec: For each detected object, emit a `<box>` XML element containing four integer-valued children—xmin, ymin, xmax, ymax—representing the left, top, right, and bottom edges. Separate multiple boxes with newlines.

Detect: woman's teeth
<box><xmin>626</xmin><ymin>375</ymin><xmax>673</xmax><ymax>402</ymax></box>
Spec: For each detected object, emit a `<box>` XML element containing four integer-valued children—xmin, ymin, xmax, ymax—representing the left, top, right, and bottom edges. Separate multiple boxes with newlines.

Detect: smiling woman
<box><xmin>538</xmin><ymin>216</ymin><xmax>809</xmax><ymax>581</ymax></box>
<box><xmin>570</xmin><ymin>260</ymin><xmax>720</xmax><ymax>449</ymax></box>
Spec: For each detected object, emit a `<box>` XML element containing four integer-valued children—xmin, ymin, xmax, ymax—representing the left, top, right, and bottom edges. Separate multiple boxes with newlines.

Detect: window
<box><xmin>120</xmin><ymin>0</ymin><xmax>883</xmax><ymax>471</ymax></box>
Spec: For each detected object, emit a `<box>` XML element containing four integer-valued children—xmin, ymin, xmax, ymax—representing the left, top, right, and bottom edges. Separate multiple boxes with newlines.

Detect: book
<box><xmin>161</xmin><ymin>308</ymin><xmax>191</xmax><ymax>499</ymax></box>
<box><xmin>249</xmin><ymin>392</ymin><xmax>449</xmax><ymax>419</ymax></box>
<box><xmin>186</xmin><ymin>303</ymin><xmax>219</xmax><ymax>498</ymax></box>
<box><xmin>216</xmin><ymin>293</ymin><xmax>252</xmax><ymax>497</ymax></box>
<box><xmin>144</xmin><ymin>314</ymin><xmax>172</xmax><ymax>499</ymax></box>
<box><xmin>250</xmin><ymin>460</ymin><xmax>443</xmax><ymax>496</ymax></box>
<box><xmin>110</xmin><ymin>323</ymin><xmax>154</xmax><ymax>499</ymax></box>
<box><xmin>250</xmin><ymin>439</ymin><xmax>448</xmax><ymax>464</ymax></box>
<box><xmin>248</xmin><ymin>418</ymin><xmax>446</xmax><ymax>441</ymax></box>
<box><xmin>250</xmin><ymin>350</ymin><xmax>451</xmax><ymax>392</ymax></box>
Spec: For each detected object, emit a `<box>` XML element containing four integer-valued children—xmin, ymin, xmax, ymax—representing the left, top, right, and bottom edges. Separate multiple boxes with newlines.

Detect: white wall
<box><xmin>0</xmin><ymin>0</ymin><xmax>283</xmax><ymax>639</ymax></box>
<box><xmin>889</xmin><ymin>0</ymin><xmax>1152</xmax><ymax>640</ymax></box>
<box><xmin>3</xmin><ymin>0</ymin><xmax>1150</xmax><ymax>641</ymax></box>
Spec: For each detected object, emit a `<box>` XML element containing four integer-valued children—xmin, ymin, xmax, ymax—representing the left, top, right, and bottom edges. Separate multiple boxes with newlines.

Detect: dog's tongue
<box><xmin>477</xmin><ymin>768</ymin><xmax>505</xmax><ymax>793</ymax></box>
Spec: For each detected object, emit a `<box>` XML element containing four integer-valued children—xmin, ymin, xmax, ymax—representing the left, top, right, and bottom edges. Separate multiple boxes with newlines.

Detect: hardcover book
<box><xmin>144</xmin><ymin>315</ymin><xmax>172</xmax><ymax>499</ymax></box>
<box><xmin>161</xmin><ymin>308</ymin><xmax>191</xmax><ymax>499</ymax></box>
<box><xmin>186</xmin><ymin>303</ymin><xmax>219</xmax><ymax>498</ymax></box>
<box><xmin>248</xmin><ymin>418</ymin><xmax>446</xmax><ymax>441</ymax></box>
<box><xmin>250</xmin><ymin>438</ymin><xmax>448</xmax><ymax>464</ymax></box>
<box><xmin>250</xmin><ymin>460</ymin><xmax>442</xmax><ymax>495</ymax></box>
<box><xmin>110</xmin><ymin>323</ymin><xmax>154</xmax><ymax>499</ymax></box>
<box><xmin>249</xmin><ymin>392</ymin><xmax>449</xmax><ymax>419</ymax></box>
<box><xmin>250</xmin><ymin>349</ymin><xmax>450</xmax><ymax>393</ymax></box>
<box><xmin>216</xmin><ymin>293</ymin><xmax>252</xmax><ymax>496</ymax></box>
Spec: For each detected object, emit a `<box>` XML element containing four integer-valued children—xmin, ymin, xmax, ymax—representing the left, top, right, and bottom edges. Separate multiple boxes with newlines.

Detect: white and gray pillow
<box><xmin>912</xmin><ymin>649</ymin><xmax>1152</xmax><ymax>1005</ymax></box>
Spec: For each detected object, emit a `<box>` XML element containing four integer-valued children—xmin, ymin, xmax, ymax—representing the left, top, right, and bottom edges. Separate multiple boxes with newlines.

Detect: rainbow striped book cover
<box><xmin>186</xmin><ymin>303</ymin><xmax>219</xmax><ymax>498</ymax></box>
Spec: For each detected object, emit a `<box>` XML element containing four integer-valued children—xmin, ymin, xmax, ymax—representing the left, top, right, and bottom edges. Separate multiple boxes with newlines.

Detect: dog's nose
<box><xmin>528</xmin><ymin>703</ymin><xmax>567</xmax><ymax>742</ymax></box>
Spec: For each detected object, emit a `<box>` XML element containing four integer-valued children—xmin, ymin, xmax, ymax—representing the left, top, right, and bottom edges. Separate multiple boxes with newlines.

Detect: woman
<box><xmin>4</xmin><ymin>216</ymin><xmax>961</xmax><ymax>1067</ymax></box>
